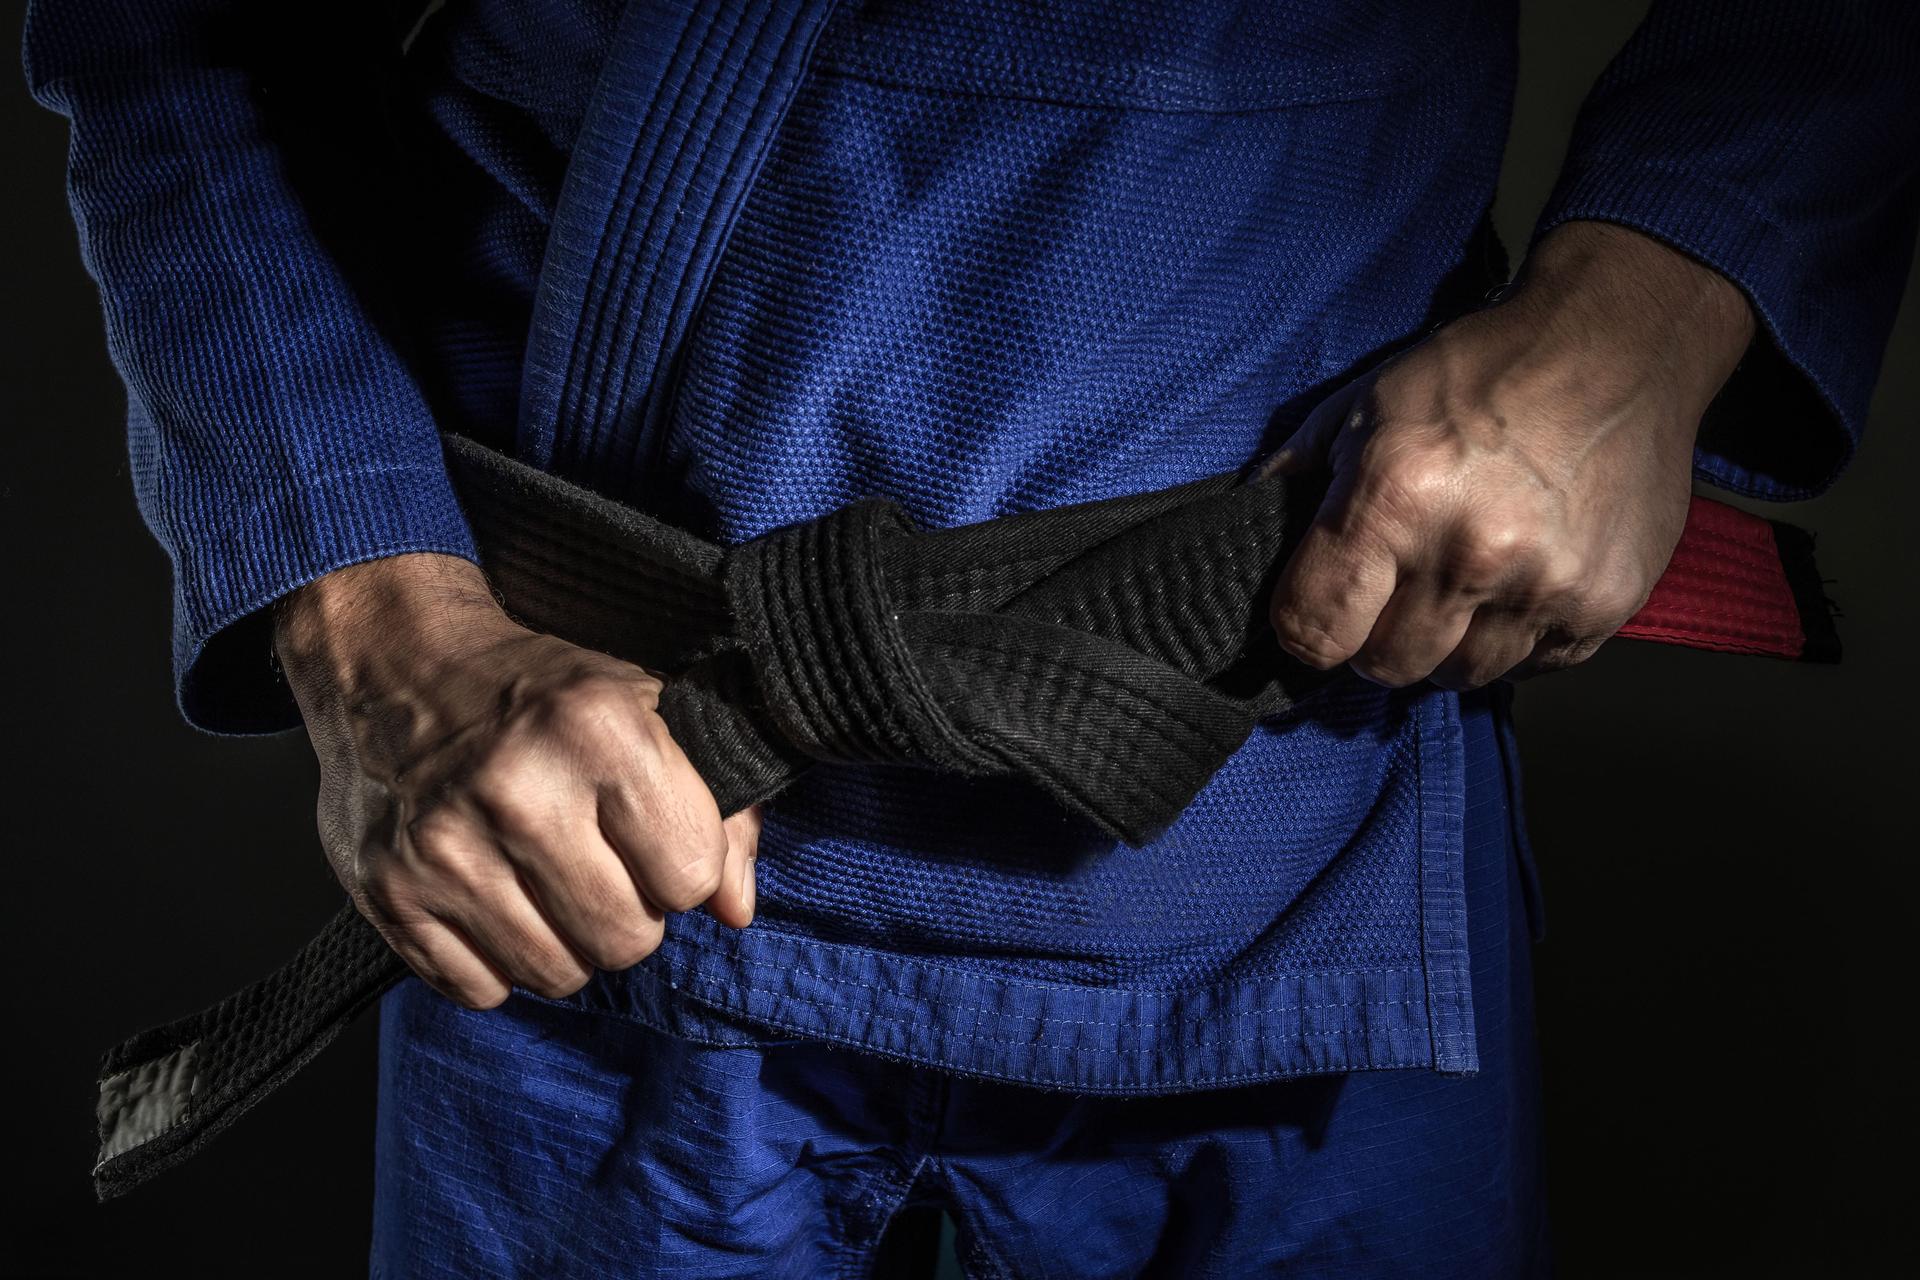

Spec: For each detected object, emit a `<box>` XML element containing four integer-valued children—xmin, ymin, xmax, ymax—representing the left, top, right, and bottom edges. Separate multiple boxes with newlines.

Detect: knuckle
<box><xmin>1531</xmin><ymin>629</ymin><xmax>1600</xmax><ymax>673</ymax></box>
<box><xmin>1532</xmin><ymin>548</ymin><xmax>1589</xmax><ymax>601</ymax></box>
<box><xmin>391</xmin><ymin>929</ymin><xmax>510</xmax><ymax>1010</ymax></box>
<box><xmin>488</xmin><ymin>793</ymin><xmax>550</xmax><ymax>842</ymax></box>
<box><xmin>403</xmin><ymin>820</ymin><xmax>478</xmax><ymax>883</ymax></box>
<box><xmin>464</xmin><ymin>743</ymin><xmax>522</xmax><ymax>794</ymax></box>
<box><xmin>1272</xmin><ymin>610</ymin><xmax>1348</xmax><ymax>670</ymax></box>
<box><xmin>522</xmin><ymin>953</ymin><xmax>592</xmax><ymax>1000</ymax></box>
<box><xmin>1525</xmin><ymin>650</ymin><xmax>1576</xmax><ymax>677</ymax></box>
<box><xmin>413</xmin><ymin>954</ymin><xmax>504</xmax><ymax>1010</ymax></box>
<box><xmin>1428</xmin><ymin>652</ymin><xmax>1484</xmax><ymax>691</ymax></box>
<box><xmin>641</xmin><ymin>707</ymin><xmax>684</xmax><ymax>756</ymax></box>
<box><xmin>629</xmin><ymin>666</ymin><xmax>667</xmax><ymax>700</ymax></box>
<box><xmin>1370</xmin><ymin>440</ymin><xmax>1455</xmax><ymax>512</ymax></box>
<box><xmin>651</xmin><ymin>840</ymin><xmax>727</xmax><ymax>912</ymax></box>
<box><xmin>1563</xmin><ymin>590</ymin><xmax>1638</xmax><ymax>638</ymax></box>
<box><xmin>584</xmin><ymin>913</ymin><xmax>663</xmax><ymax>971</ymax></box>
<box><xmin>409</xmin><ymin>840</ymin><xmax>487</xmax><ymax>892</ymax></box>
<box><xmin>466</xmin><ymin>749</ymin><xmax>529</xmax><ymax>804</ymax></box>
<box><xmin>543</xmin><ymin>676</ymin><xmax>647</xmax><ymax>747</ymax></box>
<box><xmin>1447</xmin><ymin>518</ymin><xmax>1535</xmax><ymax>591</ymax></box>
<box><xmin>470</xmin><ymin>759</ymin><xmax>566</xmax><ymax>839</ymax></box>
<box><xmin>403</xmin><ymin>806</ymin><xmax>463</xmax><ymax>856</ymax></box>
<box><xmin>539</xmin><ymin>679</ymin><xmax>614</xmax><ymax>736</ymax></box>
<box><xmin>531</xmin><ymin>973</ymin><xmax>590</xmax><ymax>1001</ymax></box>
<box><xmin>620</xmin><ymin>707</ymin><xmax>685</xmax><ymax>771</ymax></box>
<box><xmin>652</xmin><ymin>865</ymin><xmax>719</xmax><ymax>914</ymax></box>
<box><xmin>1589</xmin><ymin>583</ymin><xmax>1648</xmax><ymax>627</ymax></box>
<box><xmin>538</xmin><ymin>679</ymin><xmax>675</xmax><ymax>777</ymax></box>
<box><xmin>1460</xmin><ymin>660</ymin><xmax>1509</xmax><ymax>690</ymax></box>
<box><xmin>1357</xmin><ymin>449</ymin><xmax>1461</xmax><ymax>533</ymax></box>
<box><xmin>360</xmin><ymin>865</ymin><xmax>421</xmax><ymax>919</ymax></box>
<box><xmin>395</xmin><ymin>950</ymin><xmax>445</xmax><ymax>990</ymax></box>
<box><xmin>548</xmin><ymin>675</ymin><xmax>608</xmax><ymax>714</ymax></box>
<box><xmin>1556</xmin><ymin>636</ymin><xmax>1606</xmax><ymax>669</ymax></box>
<box><xmin>1349</xmin><ymin>653</ymin><xmax>1420</xmax><ymax>689</ymax></box>
<box><xmin>455</xmin><ymin>981</ymin><xmax>511</xmax><ymax>1011</ymax></box>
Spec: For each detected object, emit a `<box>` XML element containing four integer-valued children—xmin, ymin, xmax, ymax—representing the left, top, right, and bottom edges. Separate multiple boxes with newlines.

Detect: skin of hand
<box><xmin>272</xmin><ymin>552</ymin><xmax>761</xmax><ymax>1010</ymax></box>
<box><xmin>1260</xmin><ymin>219</ymin><xmax>1757</xmax><ymax>690</ymax></box>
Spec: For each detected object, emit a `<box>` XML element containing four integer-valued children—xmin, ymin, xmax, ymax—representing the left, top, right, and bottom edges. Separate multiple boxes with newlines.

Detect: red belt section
<box><xmin>1620</xmin><ymin>496</ymin><xmax>1838</xmax><ymax>662</ymax></box>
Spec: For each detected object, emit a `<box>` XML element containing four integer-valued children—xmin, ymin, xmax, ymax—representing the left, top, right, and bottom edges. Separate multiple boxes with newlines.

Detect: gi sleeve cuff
<box><xmin>1534</xmin><ymin>166</ymin><xmax>1865</xmax><ymax>504</ymax></box>
<box><xmin>165</xmin><ymin>458</ymin><xmax>481</xmax><ymax>736</ymax></box>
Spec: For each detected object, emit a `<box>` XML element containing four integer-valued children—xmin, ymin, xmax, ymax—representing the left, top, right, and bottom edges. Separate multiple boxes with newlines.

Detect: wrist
<box><xmin>272</xmin><ymin>552</ymin><xmax>508</xmax><ymax>704</ymax></box>
<box><xmin>1513</xmin><ymin>220</ymin><xmax>1756</xmax><ymax>412</ymax></box>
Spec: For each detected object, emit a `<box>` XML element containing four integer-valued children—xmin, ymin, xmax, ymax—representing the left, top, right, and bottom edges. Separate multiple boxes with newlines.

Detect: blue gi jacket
<box><xmin>25</xmin><ymin>0</ymin><xmax>1920</xmax><ymax>1092</ymax></box>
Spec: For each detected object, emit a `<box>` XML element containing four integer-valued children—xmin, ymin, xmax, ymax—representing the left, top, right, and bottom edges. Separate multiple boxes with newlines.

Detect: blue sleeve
<box><xmin>22</xmin><ymin>0</ymin><xmax>482</xmax><ymax>734</ymax></box>
<box><xmin>1533</xmin><ymin>1</ymin><xmax>1920</xmax><ymax>501</ymax></box>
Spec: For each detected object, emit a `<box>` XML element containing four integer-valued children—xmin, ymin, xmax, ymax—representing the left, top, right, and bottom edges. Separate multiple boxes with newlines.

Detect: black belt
<box><xmin>91</xmin><ymin>430</ymin><xmax>1838</xmax><ymax>1201</ymax></box>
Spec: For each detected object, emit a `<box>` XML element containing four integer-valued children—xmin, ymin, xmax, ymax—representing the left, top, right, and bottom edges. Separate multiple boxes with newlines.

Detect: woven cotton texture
<box><xmin>27</xmin><ymin>0</ymin><xmax>1917</xmax><ymax>1134</ymax></box>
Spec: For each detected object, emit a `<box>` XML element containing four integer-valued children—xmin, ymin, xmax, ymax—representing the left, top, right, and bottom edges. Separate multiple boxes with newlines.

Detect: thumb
<box><xmin>1251</xmin><ymin>376</ymin><xmax>1369</xmax><ymax>482</ymax></box>
<box><xmin>706</xmin><ymin>802</ymin><xmax>763</xmax><ymax>929</ymax></box>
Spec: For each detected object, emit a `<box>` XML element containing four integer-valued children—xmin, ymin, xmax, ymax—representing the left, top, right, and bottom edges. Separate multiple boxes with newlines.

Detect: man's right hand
<box><xmin>270</xmin><ymin>551</ymin><xmax>760</xmax><ymax>1010</ymax></box>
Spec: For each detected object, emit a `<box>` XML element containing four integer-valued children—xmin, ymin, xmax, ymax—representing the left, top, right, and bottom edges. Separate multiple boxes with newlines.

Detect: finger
<box><xmin>1253</xmin><ymin>377</ymin><xmax>1366</xmax><ymax>481</ymax></box>
<box><xmin>1267</xmin><ymin>379</ymin><xmax>1409</xmax><ymax>667</ymax></box>
<box><xmin>1507</xmin><ymin>624</ymin><xmax>1607</xmax><ymax>682</ymax></box>
<box><xmin>597</xmin><ymin>744</ymin><xmax>730</xmax><ymax>915</ymax></box>
<box><xmin>465</xmin><ymin>755</ymin><xmax>667</xmax><ymax>973</ymax></box>
<box><xmin>1505</xmin><ymin>582</ymin><xmax>1642</xmax><ymax>681</ymax></box>
<box><xmin>706</xmin><ymin>803</ymin><xmax>763</xmax><ymax>930</ymax></box>
<box><xmin>502</xmin><ymin>822</ymin><xmax>666</xmax><ymax>973</ymax></box>
<box><xmin>382</xmin><ymin>910</ymin><xmax>514</xmax><ymax>1011</ymax></box>
<box><xmin>1269</xmin><ymin>508</ymin><xmax>1401</xmax><ymax>670</ymax></box>
<box><xmin>435</xmin><ymin>873</ymin><xmax>595</xmax><ymax>1000</ymax></box>
<box><xmin>453</xmin><ymin>759</ymin><xmax>664</xmax><ymax>971</ymax></box>
<box><xmin>1428</xmin><ymin>608</ymin><xmax>1546</xmax><ymax>691</ymax></box>
<box><xmin>1349</xmin><ymin>577</ymin><xmax>1478</xmax><ymax>688</ymax></box>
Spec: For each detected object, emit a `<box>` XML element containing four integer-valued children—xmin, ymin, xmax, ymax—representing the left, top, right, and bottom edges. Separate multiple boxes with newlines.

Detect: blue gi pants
<box><xmin>368</xmin><ymin>692</ymin><xmax>1547</xmax><ymax>1278</ymax></box>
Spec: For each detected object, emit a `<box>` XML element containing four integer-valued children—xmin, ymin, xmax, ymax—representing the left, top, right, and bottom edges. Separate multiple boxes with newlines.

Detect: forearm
<box><xmin>1513</xmin><ymin>221</ymin><xmax>1755</xmax><ymax>418</ymax></box>
<box><xmin>25</xmin><ymin>0</ymin><xmax>479</xmax><ymax>733</ymax></box>
<box><xmin>270</xmin><ymin>552</ymin><xmax>518</xmax><ymax>780</ymax></box>
<box><xmin>267</xmin><ymin>557</ymin><xmax>756</xmax><ymax>1012</ymax></box>
<box><xmin>1265</xmin><ymin>222</ymin><xmax>1766</xmax><ymax>690</ymax></box>
<box><xmin>274</xmin><ymin>554</ymin><xmax>503</xmax><ymax>689</ymax></box>
<box><xmin>1534</xmin><ymin>0</ymin><xmax>1920</xmax><ymax>499</ymax></box>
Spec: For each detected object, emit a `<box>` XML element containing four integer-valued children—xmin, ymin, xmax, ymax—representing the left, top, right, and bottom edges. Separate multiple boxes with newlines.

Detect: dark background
<box><xmin>3</xmin><ymin>2</ymin><xmax>1912</xmax><ymax>1275</ymax></box>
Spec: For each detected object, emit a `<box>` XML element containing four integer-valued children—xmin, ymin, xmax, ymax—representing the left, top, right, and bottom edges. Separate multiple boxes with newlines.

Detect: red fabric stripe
<box><xmin>1618</xmin><ymin>496</ymin><xmax>1805</xmax><ymax>660</ymax></box>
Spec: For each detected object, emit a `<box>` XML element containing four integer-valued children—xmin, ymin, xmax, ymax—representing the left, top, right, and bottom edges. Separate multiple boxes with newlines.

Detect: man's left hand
<box><xmin>1261</xmin><ymin>219</ymin><xmax>1756</xmax><ymax>691</ymax></box>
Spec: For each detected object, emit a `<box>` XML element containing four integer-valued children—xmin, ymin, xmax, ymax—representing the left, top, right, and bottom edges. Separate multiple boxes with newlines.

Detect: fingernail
<box><xmin>1257</xmin><ymin>448</ymin><xmax>1295</xmax><ymax>480</ymax></box>
<box><xmin>739</xmin><ymin>853</ymin><xmax>756</xmax><ymax>919</ymax></box>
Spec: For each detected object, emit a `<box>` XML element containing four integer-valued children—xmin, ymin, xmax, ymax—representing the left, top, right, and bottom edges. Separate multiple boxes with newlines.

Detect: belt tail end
<box><xmin>1620</xmin><ymin>498</ymin><xmax>1843</xmax><ymax>664</ymax></box>
<box><xmin>93</xmin><ymin>1025</ymin><xmax>206</xmax><ymax>1202</ymax></box>
<box><xmin>1769</xmin><ymin>520</ymin><xmax>1843</xmax><ymax>664</ymax></box>
<box><xmin>91</xmin><ymin>907</ymin><xmax>408</xmax><ymax>1200</ymax></box>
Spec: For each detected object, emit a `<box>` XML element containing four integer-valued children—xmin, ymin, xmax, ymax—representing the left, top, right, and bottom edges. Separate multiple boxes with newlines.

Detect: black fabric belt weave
<box><xmin>90</xmin><ymin>430</ymin><xmax>1839</xmax><ymax>1200</ymax></box>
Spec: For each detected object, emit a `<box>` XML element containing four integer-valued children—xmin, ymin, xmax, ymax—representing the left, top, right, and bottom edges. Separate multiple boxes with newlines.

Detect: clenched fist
<box><xmin>272</xmin><ymin>551</ymin><xmax>759</xmax><ymax>1010</ymax></box>
<box><xmin>1261</xmin><ymin>220</ymin><xmax>1757</xmax><ymax>690</ymax></box>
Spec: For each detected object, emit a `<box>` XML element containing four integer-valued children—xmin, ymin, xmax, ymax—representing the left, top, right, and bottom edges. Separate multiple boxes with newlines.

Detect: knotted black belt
<box><xmin>91</xmin><ymin>431</ymin><xmax>1838</xmax><ymax>1200</ymax></box>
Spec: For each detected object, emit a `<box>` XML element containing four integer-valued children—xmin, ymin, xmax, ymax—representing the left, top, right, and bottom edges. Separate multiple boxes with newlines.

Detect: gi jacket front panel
<box><xmin>28</xmin><ymin>0</ymin><xmax>1918</xmax><ymax>1093</ymax></box>
<box><xmin>482</xmin><ymin>0</ymin><xmax>1519</xmax><ymax>1088</ymax></box>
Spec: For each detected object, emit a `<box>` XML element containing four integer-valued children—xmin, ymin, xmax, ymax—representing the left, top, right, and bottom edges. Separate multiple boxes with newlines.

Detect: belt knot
<box><xmin>722</xmin><ymin>499</ymin><xmax>985</xmax><ymax>773</ymax></box>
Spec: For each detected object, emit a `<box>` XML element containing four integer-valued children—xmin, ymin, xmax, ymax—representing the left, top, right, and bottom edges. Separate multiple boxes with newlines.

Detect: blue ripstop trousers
<box><xmin>369</xmin><ymin>693</ymin><xmax>1548</xmax><ymax>1278</ymax></box>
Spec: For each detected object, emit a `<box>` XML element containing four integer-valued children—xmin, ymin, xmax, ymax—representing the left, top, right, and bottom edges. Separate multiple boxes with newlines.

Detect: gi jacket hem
<box><xmin>517</xmin><ymin>687</ymin><xmax>1480</xmax><ymax>1094</ymax></box>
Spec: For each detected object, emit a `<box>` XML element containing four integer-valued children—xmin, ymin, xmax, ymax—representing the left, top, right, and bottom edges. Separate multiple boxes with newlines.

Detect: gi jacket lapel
<box><xmin>517</xmin><ymin>0</ymin><xmax>844</xmax><ymax>492</ymax></box>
